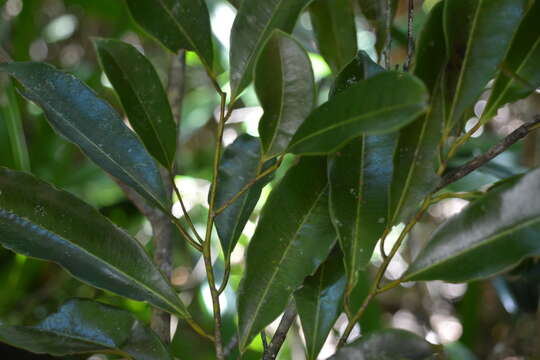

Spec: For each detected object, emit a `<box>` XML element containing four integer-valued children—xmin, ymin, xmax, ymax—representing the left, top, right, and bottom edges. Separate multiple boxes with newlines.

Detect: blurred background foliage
<box><xmin>0</xmin><ymin>0</ymin><xmax>539</xmax><ymax>359</ymax></box>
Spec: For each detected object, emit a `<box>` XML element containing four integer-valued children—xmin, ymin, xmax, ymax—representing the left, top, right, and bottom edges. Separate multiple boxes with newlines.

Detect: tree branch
<box><xmin>263</xmin><ymin>303</ymin><xmax>297</xmax><ymax>360</ymax></box>
<box><xmin>404</xmin><ymin>0</ymin><xmax>415</xmax><ymax>71</ymax></box>
<box><xmin>436</xmin><ymin>116</ymin><xmax>540</xmax><ymax>192</ymax></box>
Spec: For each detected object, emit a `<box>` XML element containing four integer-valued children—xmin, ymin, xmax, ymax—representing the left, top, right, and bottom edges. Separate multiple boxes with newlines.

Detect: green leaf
<box><xmin>0</xmin><ymin>299</ymin><xmax>171</xmax><ymax>360</ymax></box>
<box><xmin>215</xmin><ymin>134</ymin><xmax>273</xmax><ymax>257</ymax></box>
<box><xmin>95</xmin><ymin>39</ymin><xmax>177</xmax><ymax>169</ymax></box>
<box><xmin>405</xmin><ymin>168</ymin><xmax>540</xmax><ymax>283</ymax></box>
<box><xmin>357</xmin><ymin>0</ymin><xmax>398</xmax><ymax>55</ymax></box>
<box><xmin>125</xmin><ymin>0</ymin><xmax>214</xmax><ymax>71</ymax></box>
<box><xmin>287</xmin><ymin>71</ymin><xmax>428</xmax><ymax>155</ymax></box>
<box><xmin>444</xmin><ymin>0</ymin><xmax>528</xmax><ymax>128</ymax></box>
<box><xmin>0</xmin><ymin>167</ymin><xmax>189</xmax><ymax>318</ymax></box>
<box><xmin>329</xmin><ymin>329</ymin><xmax>441</xmax><ymax>359</ymax></box>
<box><xmin>482</xmin><ymin>0</ymin><xmax>540</xmax><ymax>123</ymax></box>
<box><xmin>389</xmin><ymin>2</ymin><xmax>446</xmax><ymax>223</ymax></box>
<box><xmin>229</xmin><ymin>0</ymin><xmax>312</xmax><ymax>100</ymax></box>
<box><xmin>255</xmin><ymin>30</ymin><xmax>315</xmax><ymax>159</ymax></box>
<box><xmin>328</xmin><ymin>52</ymin><xmax>395</xmax><ymax>283</ymax></box>
<box><xmin>237</xmin><ymin>157</ymin><xmax>336</xmax><ymax>351</ymax></box>
<box><xmin>308</xmin><ymin>0</ymin><xmax>357</xmax><ymax>73</ymax></box>
<box><xmin>294</xmin><ymin>248</ymin><xmax>346</xmax><ymax>360</ymax></box>
<box><xmin>0</xmin><ymin>62</ymin><xmax>169</xmax><ymax>211</ymax></box>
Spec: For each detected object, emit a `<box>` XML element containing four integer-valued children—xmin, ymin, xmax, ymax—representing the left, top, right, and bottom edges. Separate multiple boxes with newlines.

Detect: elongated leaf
<box><xmin>389</xmin><ymin>2</ymin><xmax>446</xmax><ymax>223</ymax></box>
<box><xmin>125</xmin><ymin>0</ymin><xmax>213</xmax><ymax>70</ymax></box>
<box><xmin>95</xmin><ymin>39</ymin><xmax>177</xmax><ymax>169</ymax></box>
<box><xmin>294</xmin><ymin>248</ymin><xmax>346</xmax><ymax>360</ymax></box>
<box><xmin>215</xmin><ymin>134</ymin><xmax>273</xmax><ymax>257</ymax></box>
<box><xmin>405</xmin><ymin>168</ymin><xmax>540</xmax><ymax>283</ymax></box>
<box><xmin>0</xmin><ymin>299</ymin><xmax>171</xmax><ymax>360</ymax></box>
<box><xmin>237</xmin><ymin>157</ymin><xmax>336</xmax><ymax>351</ymax></box>
<box><xmin>444</xmin><ymin>0</ymin><xmax>528</xmax><ymax>128</ymax></box>
<box><xmin>0</xmin><ymin>167</ymin><xmax>189</xmax><ymax>318</ymax></box>
<box><xmin>255</xmin><ymin>30</ymin><xmax>315</xmax><ymax>159</ymax></box>
<box><xmin>287</xmin><ymin>71</ymin><xmax>428</xmax><ymax>155</ymax></box>
<box><xmin>482</xmin><ymin>0</ymin><xmax>540</xmax><ymax>123</ymax></box>
<box><xmin>328</xmin><ymin>52</ymin><xmax>395</xmax><ymax>284</ymax></box>
<box><xmin>229</xmin><ymin>0</ymin><xmax>312</xmax><ymax>100</ymax></box>
<box><xmin>309</xmin><ymin>0</ymin><xmax>357</xmax><ymax>73</ymax></box>
<box><xmin>329</xmin><ymin>329</ymin><xmax>440</xmax><ymax>360</ymax></box>
<box><xmin>0</xmin><ymin>62</ymin><xmax>169</xmax><ymax>211</ymax></box>
<box><xmin>358</xmin><ymin>0</ymin><xmax>398</xmax><ymax>56</ymax></box>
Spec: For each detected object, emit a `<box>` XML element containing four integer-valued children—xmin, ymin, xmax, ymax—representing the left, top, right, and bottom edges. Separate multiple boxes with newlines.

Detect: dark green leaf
<box><xmin>357</xmin><ymin>0</ymin><xmax>398</xmax><ymax>55</ymax></box>
<box><xmin>329</xmin><ymin>329</ymin><xmax>441</xmax><ymax>360</ymax></box>
<box><xmin>328</xmin><ymin>52</ymin><xmax>395</xmax><ymax>282</ymax></box>
<box><xmin>229</xmin><ymin>0</ymin><xmax>312</xmax><ymax>100</ymax></box>
<box><xmin>0</xmin><ymin>299</ymin><xmax>171</xmax><ymax>360</ymax></box>
<box><xmin>0</xmin><ymin>167</ymin><xmax>189</xmax><ymax>318</ymax></box>
<box><xmin>125</xmin><ymin>0</ymin><xmax>214</xmax><ymax>71</ymax></box>
<box><xmin>287</xmin><ymin>71</ymin><xmax>428</xmax><ymax>155</ymax></box>
<box><xmin>255</xmin><ymin>30</ymin><xmax>315</xmax><ymax>159</ymax></box>
<box><xmin>482</xmin><ymin>0</ymin><xmax>540</xmax><ymax>123</ymax></box>
<box><xmin>405</xmin><ymin>168</ymin><xmax>540</xmax><ymax>282</ymax></box>
<box><xmin>444</xmin><ymin>0</ymin><xmax>528</xmax><ymax>128</ymax></box>
<box><xmin>215</xmin><ymin>134</ymin><xmax>273</xmax><ymax>257</ymax></box>
<box><xmin>95</xmin><ymin>39</ymin><xmax>177</xmax><ymax>169</ymax></box>
<box><xmin>0</xmin><ymin>62</ymin><xmax>169</xmax><ymax>211</ymax></box>
<box><xmin>294</xmin><ymin>248</ymin><xmax>346</xmax><ymax>360</ymax></box>
<box><xmin>389</xmin><ymin>2</ymin><xmax>446</xmax><ymax>223</ymax></box>
<box><xmin>237</xmin><ymin>157</ymin><xmax>336</xmax><ymax>351</ymax></box>
<box><xmin>309</xmin><ymin>0</ymin><xmax>357</xmax><ymax>73</ymax></box>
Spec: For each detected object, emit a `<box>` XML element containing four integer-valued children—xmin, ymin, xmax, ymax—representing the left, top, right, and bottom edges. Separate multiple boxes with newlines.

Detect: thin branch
<box><xmin>436</xmin><ymin>116</ymin><xmax>540</xmax><ymax>192</ymax></box>
<box><xmin>223</xmin><ymin>335</ymin><xmax>239</xmax><ymax>358</ymax></box>
<box><xmin>171</xmin><ymin>176</ymin><xmax>204</xmax><ymax>244</ymax></box>
<box><xmin>263</xmin><ymin>303</ymin><xmax>297</xmax><ymax>360</ymax></box>
<box><xmin>261</xmin><ymin>331</ymin><xmax>269</xmax><ymax>354</ymax></box>
<box><xmin>383</xmin><ymin>0</ymin><xmax>393</xmax><ymax>69</ymax></box>
<box><xmin>404</xmin><ymin>0</ymin><xmax>415</xmax><ymax>71</ymax></box>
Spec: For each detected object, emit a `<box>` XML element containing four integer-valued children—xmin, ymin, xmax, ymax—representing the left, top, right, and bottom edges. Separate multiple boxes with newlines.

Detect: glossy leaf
<box><xmin>229</xmin><ymin>0</ymin><xmax>312</xmax><ymax>100</ymax></box>
<box><xmin>0</xmin><ymin>62</ymin><xmax>169</xmax><ymax>211</ymax></box>
<box><xmin>0</xmin><ymin>167</ymin><xmax>189</xmax><ymax>318</ymax></box>
<box><xmin>215</xmin><ymin>134</ymin><xmax>273</xmax><ymax>257</ymax></box>
<box><xmin>125</xmin><ymin>0</ymin><xmax>213</xmax><ymax>70</ymax></box>
<box><xmin>255</xmin><ymin>30</ymin><xmax>315</xmax><ymax>159</ymax></box>
<box><xmin>357</xmin><ymin>0</ymin><xmax>398</xmax><ymax>55</ymax></box>
<box><xmin>308</xmin><ymin>0</ymin><xmax>357</xmax><ymax>73</ymax></box>
<box><xmin>444</xmin><ymin>0</ymin><xmax>528</xmax><ymax>128</ymax></box>
<box><xmin>389</xmin><ymin>2</ymin><xmax>446</xmax><ymax>223</ymax></box>
<box><xmin>287</xmin><ymin>71</ymin><xmax>428</xmax><ymax>155</ymax></box>
<box><xmin>405</xmin><ymin>168</ymin><xmax>540</xmax><ymax>283</ymax></box>
<box><xmin>482</xmin><ymin>0</ymin><xmax>540</xmax><ymax>123</ymax></box>
<box><xmin>0</xmin><ymin>299</ymin><xmax>171</xmax><ymax>360</ymax></box>
<box><xmin>329</xmin><ymin>329</ymin><xmax>440</xmax><ymax>360</ymax></box>
<box><xmin>237</xmin><ymin>157</ymin><xmax>336</xmax><ymax>351</ymax></box>
<box><xmin>95</xmin><ymin>39</ymin><xmax>177</xmax><ymax>169</ymax></box>
<box><xmin>294</xmin><ymin>248</ymin><xmax>346</xmax><ymax>360</ymax></box>
<box><xmin>328</xmin><ymin>52</ymin><xmax>395</xmax><ymax>283</ymax></box>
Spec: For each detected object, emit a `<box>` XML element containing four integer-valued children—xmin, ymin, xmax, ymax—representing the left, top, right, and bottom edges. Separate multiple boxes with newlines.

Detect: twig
<box><xmin>383</xmin><ymin>0</ymin><xmax>393</xmax><ymax>69</ymax></box>
<box><xmin>261</xmin><ymin>331</ymin><xmax>269</xmax><ymax>354</ymax></box>
<box><xmin>404</xmin><ymin>0</ymin><xmax>415</xmax><ymax>71</ymax></box>
<box><xmin>223</xmin><ymin>335</ymin><xmax>239</xmax><ymax>358</ymax></box>
<box><xmin>436</xmin><ymin>116</ymin><xmax>540</xmax><ymax>192</ymax></box>
<box><xmin>171</xmin><ymin>176</ymin><xmax>204</xmax><ymax>244</ymax></box>
<box><xmin>263</xmin><ymin>303</ymin><xmax>297</xmax><ymax>360</ymax></box>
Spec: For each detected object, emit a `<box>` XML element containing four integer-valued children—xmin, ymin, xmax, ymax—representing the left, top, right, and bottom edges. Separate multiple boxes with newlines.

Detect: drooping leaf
<box><xmin>0</xmin><ymin>299</ymin><xmax>171</xmax><ymax>360</ymax></box>
<box><xmin>255</xmin><ymin>30</ymin><xmax>315</xmax><ymax>159</ymax></box>
<box><xmin>125</xmin><ymin>0</ymin><xmax>214</xmax><ymax>71</ymax></box>
<box><xmin>294</xmin><ymin>248</ymin><xmax>346</xmax><ymax>360</ymax></box>
<box><xmin>95</xmin><ymin>39</ymin><xmax>177</xmax><ymax>169</ymax></box>
<box><xmin>308</xmin><ymin>0</ymin><xmax>357</xmax><ymax>73</ymax></box>
<box><xmin>229</xmin><ymin>0</ymin><xmax>312</xmax><ymax>100</ymax></box>
<box><xmin>0</xmin><ymin>62</ymin><xmax>169</xmax><ymax>211</ymax></box>
<box><xmin>237</xmin><ymin>157</ymin><xmax>336</xmax><ymax>351</ymax></box>
<box><xmin>389</xmin><ymin>2</ymin><xmax>446</xmax><ymax>223</ymax></box>
<box><xmin>405</xmin><ymin>167</ymin><xmax>540</xmax><ymax>283</ymax></box>
<box><xmin>357</xmin><ymin>0</ymin><xmax>398</xmax><ymax>55</ymax></box>
<box><xmin>328</xmin><ymin>52</ymin><xmax>395</xmax><ymax>284</ymax></box>
<box><xmin>215</xmin><ymin>134</ymin><xmax>273</xmax><ymax>257</ymax></box>
<box><xmin>329</xmin><ymin>329</ymin><xmax>441</xmax><ymax>360</ymax></box>
<box><xmin>482</xmin><ymin>0</ymin><xmax>540</xmax><ymax>123</ymax></box>
<box><xmin>287</xmin><ymin>71</ymin><xmax>428</xmax><ymax>155</ymax></box>
<box><xmin>0</xmin><ymin>167</ymin><xmax>189</xmax><ymax>318</ymax></box>
<box><xmin>444</xmin><ymin>0</ymin><xmax>528</xmax><ymax>129</ymax></box>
